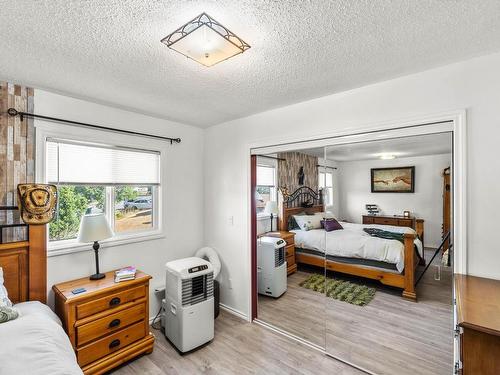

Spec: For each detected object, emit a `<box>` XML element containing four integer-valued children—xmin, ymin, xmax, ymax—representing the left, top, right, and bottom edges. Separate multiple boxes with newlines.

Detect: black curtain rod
<box><xmin>256</xmin><ymin>155</ymin><xmax>286</xmax><ymax>162</ymax></box>
<box><xmin>317</xmin><ymin>165</ymin><xmax>338</xmax><ymax>170</ymax></box>
<box><xmin>7</xmin><ymin>108</ymin><xmax>181</xmax><ymax>144</ymax></box>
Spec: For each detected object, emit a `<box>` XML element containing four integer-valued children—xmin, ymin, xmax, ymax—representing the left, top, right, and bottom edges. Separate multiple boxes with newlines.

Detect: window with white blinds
<box><xmin>45</xmin><ymin>137</ymin><xmax>161</xmax><ymax>249</ymax></box>
<box><xmin>256</xmin><ymin>164</ymin><xmax>277</xmax><ymax>214</ymax></box>
<box><xmin>319</xmin><ymin>171</ymin><xmax>334</xmax><ymax>207</ymax></box>
<box><xmin>46</xmin><ymin>139</ymin><xmax>160</xmax><ymax>185</ymax></box>
<box><xmin>256</xmin><ymin>165</ymin><xmax>275</xmax><ymax>187</ymax></box>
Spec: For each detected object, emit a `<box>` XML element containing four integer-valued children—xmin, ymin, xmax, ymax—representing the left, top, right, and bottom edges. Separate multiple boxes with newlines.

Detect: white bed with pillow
<box><xmin>0</xmin><ymin>267</ymin><xmax>82</xmax><ymax>375</ymax></box>
<box><xmin>280</xmin><ymin>189</ymin><xmax>421</xmax><ymax>299</ymax></box>
<box><xmin>292</xmin><ymin>213</ymin><xmax>423</xmax><ymax>273</ymax></box>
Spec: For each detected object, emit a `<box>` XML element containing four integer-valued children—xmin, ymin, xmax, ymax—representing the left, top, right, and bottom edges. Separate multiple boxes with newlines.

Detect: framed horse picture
<box><xmin>371</xmin><ymin>166</ymin><xmax>415</xmax><ymax>193</ymax></box>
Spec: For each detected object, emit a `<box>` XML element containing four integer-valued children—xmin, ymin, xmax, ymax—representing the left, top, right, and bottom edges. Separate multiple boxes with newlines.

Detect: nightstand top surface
<box><xmin>264</xmin><ymin>231</ymin><xmax>295</xmax><ymax>239</ymax></box>
<box><xmin>53</xmin><ymin>269</ymin><xmax>151</xmax><ymax>302</ymax></box>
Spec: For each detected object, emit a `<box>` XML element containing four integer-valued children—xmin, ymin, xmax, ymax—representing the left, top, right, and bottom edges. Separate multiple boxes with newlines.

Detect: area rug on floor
<box><xmin>299</xmin><ymin>274</ymin><xmax>376</xmax><ymax>306</ymax></box>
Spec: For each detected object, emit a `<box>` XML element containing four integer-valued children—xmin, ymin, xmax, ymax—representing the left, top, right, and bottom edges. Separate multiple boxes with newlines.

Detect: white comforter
<box><xmin>292</xmin><ymin>222</ymin><xmax>423</xmax><ymax>273</ymax></box>
<box><xmin>0</xmin><ymin>301</ymin><xmax>82</xmax><ymax>375</ymax></box>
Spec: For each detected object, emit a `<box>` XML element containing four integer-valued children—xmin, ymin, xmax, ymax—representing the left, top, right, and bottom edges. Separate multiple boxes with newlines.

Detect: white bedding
<box><xmin>292</xmin><ymin>222</ymin><xmax>423</xmax><ymax>273</ymax></box>
<box><xmin>0</xmin><ymin>301</ymin><xmax>82</xmax><ymax>375</ymax></box>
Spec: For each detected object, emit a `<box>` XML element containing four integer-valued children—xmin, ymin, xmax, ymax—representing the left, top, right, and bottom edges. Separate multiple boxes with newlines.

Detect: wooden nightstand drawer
<box><xmin>76</xmin><ymin>285</ymin><xmax>145</xmax><ymax>320</ymax></box>
<box><xmin>285</xmin><ymin>244</ymin><xmax>295</xmax><ymax>258</ymax></box>
<box><xmin>287</xmin><ymin>264</ymin><xmax>297</xmax><ymax>275</ymax></box>
<box><xmin>362</xmin><ymin>216</ymin><xmax>374</xmax><ymax>224</ymax></box>
<box><xmin>284</xmin><ymin>238</ymin><xmax>294</xmax><ymax>247</ymax></box>
<box><xmin>76</xmin><ymin>302</ymin><xmax>146</xmax><ymax>347</ymax></box>
<box><xmin>77</xmin><ymin>321</ymin><xmax>146</xmax><ymax>367</ymax></box>
<box><xmin>374</xmin><ymin>217</ymin><xmax>398</xmax><ymax>226</ymax></box>
<box><xmin>398</xmin><ymin>219</ymin><xmax>413</xmax><ymax>227</ymax></box>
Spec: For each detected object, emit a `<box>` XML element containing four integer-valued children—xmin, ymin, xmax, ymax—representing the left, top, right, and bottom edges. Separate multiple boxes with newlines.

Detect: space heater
<box><xmin>164</xmin><ymin>257</ymin><xmax>214</xmax><ymax>352</ymax></box>
<box><xmin>257</xmin><ymin>236</ymin><xmax>287</xmax><ymax>297</ymax></box>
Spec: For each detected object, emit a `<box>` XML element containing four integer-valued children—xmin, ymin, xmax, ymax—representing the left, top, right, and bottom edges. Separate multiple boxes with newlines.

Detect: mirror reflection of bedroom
<box><xmin>255</xmin><ymin>132</ymin><xmax>453</xmax><ymax>374</ymax></box>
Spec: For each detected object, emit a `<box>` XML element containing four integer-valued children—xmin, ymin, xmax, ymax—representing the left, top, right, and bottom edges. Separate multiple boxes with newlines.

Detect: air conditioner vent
<box><xmin>181</xmin><ymin>272</ymin><xmax>214</xmax><ymax>306</ymax></box>
<box><xmin>275</xmin><ymin>247</ymin><xmax>285</xmax><ymax>267</ymax></box>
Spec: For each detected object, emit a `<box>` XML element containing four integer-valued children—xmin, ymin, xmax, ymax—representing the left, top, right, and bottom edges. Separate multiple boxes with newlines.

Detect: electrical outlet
<box><xmin>228</xmin><ymin>216</ymin><xmax>234</xmax><ymax>226</ymax></box>
<box><xmin>228</xmin><ymin>278</ymin><xmax>233</xmax><ymax>289</ymax></box>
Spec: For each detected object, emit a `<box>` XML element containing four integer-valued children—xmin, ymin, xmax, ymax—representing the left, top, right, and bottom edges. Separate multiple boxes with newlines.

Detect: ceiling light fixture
<box><xmin>379</xmin><ymin>154</ymin><xmax>396</xmax><ymax>160</ymax></box>
<box><xmin>161</xmin><ymin>12</ymin><xmax>250</xmax><ymax>67</ymax></box>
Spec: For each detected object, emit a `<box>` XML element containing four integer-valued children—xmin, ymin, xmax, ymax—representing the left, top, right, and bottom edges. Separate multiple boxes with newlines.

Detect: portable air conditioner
<box><xmin>257</xmin><ymin>236</ymin><xmax>287</xmax><ymax>298</ymax></box>
<box><xmin>164</xmin><ymin>257</ymin><xmax>214</xmax><ymax>353</ymax></box>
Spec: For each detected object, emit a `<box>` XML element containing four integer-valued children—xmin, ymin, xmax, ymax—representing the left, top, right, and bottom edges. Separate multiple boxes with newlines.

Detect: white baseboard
<box><xmin>220</xmin><ymin>303</ymin><xmax>249</xmax><ymax>321</ymax></box>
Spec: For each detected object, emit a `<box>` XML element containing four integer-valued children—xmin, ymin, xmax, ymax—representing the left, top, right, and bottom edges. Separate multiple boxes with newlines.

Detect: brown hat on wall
<box><xmin>17</xmin><ymin>184</ymin><xmax>58</xmax><ymax>225</ymax></box>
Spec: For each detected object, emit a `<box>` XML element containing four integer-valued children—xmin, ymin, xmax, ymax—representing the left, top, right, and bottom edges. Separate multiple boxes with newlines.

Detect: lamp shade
<box><xmin>78</xmin><ymin>214</ymin><xmax>114</xmax><ymax>243</ymax></box>
<box><xmin>264</xmin><ymin>201</ymin><xmax>279</xmax><ymax>215</ymax></box>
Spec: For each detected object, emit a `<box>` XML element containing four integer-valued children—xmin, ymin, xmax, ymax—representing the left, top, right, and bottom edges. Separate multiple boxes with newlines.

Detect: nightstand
<box><xmin>53</xmin><ymin>269</ymin><xmax>155</xmax><ymax>375</ymax></box>
<box><xmin>266</xmin><ymin>231</ymin><xmax>297</xmax><ymax>275</ymax></box>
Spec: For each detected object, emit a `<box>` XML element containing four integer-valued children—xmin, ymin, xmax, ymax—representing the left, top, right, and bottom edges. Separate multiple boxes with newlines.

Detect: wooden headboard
<box><xmin>278</xmin><ymin>186</ymin><xmax>324</xmax><ymax>231</ymax></box>
<box><xmin>0</xmin><ymin>225</ymin><xmax>47</xmax><ymax>304</ymax></box>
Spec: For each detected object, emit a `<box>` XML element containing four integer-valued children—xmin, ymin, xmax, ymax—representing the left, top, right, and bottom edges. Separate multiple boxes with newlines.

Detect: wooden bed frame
<box><xmin>278</xmin><ymin>187</ymin><xmax>422</xmax><ymax>301</ymax></box>
<box><xmin>0</xmin><ymin>224</ymin><xmax>47</xmax><ymax>304</ymax></box>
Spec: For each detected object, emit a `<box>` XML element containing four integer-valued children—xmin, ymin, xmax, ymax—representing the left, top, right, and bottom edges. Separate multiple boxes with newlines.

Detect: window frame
<box><xmin>318</xmin><ymin>169</ymin><xmax>334</xmax><ymax>207</ymax></box>
<box><xmin>35</xmin><ymin>121</ymin><xmax>165</xmax><ymax>256</ymax></box>
<box><xmin>256</xmin><ymin>160</ymin><xmax>278</xmax><ymax>219</ymax></box>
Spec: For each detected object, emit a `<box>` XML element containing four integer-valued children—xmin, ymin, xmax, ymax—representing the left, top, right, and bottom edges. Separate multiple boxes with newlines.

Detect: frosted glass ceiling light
<box><xmin>161</xmin><ymin>13</ymin><xmax>250</xmax><ymax>67</ymax></box>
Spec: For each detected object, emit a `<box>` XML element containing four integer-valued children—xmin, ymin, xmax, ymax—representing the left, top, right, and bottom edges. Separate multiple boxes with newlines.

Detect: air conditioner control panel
<box><xmin>188</xmin><ymin>264</ymin><xmax>209</xmax><ymax>273</ymax></box>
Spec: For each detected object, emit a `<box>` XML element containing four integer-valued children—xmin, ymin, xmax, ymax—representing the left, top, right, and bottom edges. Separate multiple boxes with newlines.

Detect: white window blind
<box><xmin>257</xmin><ymin>165</ymin><xmax>275</xmax><ymax>187</ymax></box>
<box><xmin>319</xmin><ymin>172</ymin><xmax>333</xmax><ymax>188</ymax></box>
<box><xmin>47</xmin><ymin>139</ymin><xmax>160</xmax><ymax>185</ymax></box>
<box><xmin>319</xmin><ymin>171</ymin><xmax>334</xmax><ymax>206</ymax></box>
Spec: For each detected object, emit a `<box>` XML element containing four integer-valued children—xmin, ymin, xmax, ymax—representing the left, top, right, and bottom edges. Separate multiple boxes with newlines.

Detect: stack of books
<box><xmin>114</xmin><ymin>266</ymin><xmax>137</xmax><ymax>282</ymax></box>
<box><xmin>365</xmin><ymin>204</ymin><xmax>379</xmax><ymax>215</ymax></box>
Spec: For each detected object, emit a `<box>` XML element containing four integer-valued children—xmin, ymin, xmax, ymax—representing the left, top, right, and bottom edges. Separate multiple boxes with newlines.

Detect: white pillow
<box><xmin>0</xmin><ymin>267</ymin><xmax>12</xmax><ymax>307</ymax></box>
<box><xmin>294</xmin><ymin>214</ymin><xmax>322</xmax><ymax>231</ymax></box>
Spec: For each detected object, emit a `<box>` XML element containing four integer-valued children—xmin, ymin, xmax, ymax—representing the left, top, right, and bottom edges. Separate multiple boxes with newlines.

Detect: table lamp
<box><xmin>264</xmin><ymin>201</ymin><xmax>279</xmax><ymax>232</ymax></box>
<box><xmin>78</xmin><ymin>213</ymin><xmax>114</xmax><ymax>280</ymax></box>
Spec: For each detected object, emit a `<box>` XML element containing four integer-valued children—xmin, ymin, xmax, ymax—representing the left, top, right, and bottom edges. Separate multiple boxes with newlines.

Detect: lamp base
<box><xmin>90</xmin><ymin>273</ymin><xmax>105</xmax><ymax>280</ymax></box>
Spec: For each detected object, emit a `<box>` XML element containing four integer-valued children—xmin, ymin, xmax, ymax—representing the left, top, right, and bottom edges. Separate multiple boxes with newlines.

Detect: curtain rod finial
<box><xmin>7</xmin><ymin>108</ymin><xmax>18</xmax><ymax>117</ymax></box>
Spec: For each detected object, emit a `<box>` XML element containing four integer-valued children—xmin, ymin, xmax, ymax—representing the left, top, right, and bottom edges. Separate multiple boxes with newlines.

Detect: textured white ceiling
<box><xmin>1</xmin><ymin>1</ymin><xmax>500</xmax><ymax>128</ymax></box>
<box><xmin>302</xmin><ymin>132</ymin><xmax>452</xmax><ymax>161</ymax></box>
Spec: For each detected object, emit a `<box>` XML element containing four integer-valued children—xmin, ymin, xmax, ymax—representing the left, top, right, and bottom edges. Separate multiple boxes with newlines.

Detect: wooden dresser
<box><xmin>53</xmin><ymin>270</ymin><xmax>155</xmax><ymax>375</ymax></box>
<box><xmin>455</xmin><ymin>274</ymin><xmax>500</xmax><ymax>374</ymax></box>
<box><xmin>266</xmin><ymin>231</ymin><xmax>297</xmax><ymax>275</ymax></box>
<box><xmin>362</xmin><ymin>214</ymin><xmax>415</xmax><ymax>228</ymax></box>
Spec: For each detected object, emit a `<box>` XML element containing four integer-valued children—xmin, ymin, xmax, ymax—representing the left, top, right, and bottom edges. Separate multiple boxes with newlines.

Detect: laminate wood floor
<box><xmin>111</xmin><ymin>310</ymin><xmax>363</xmax><ymax>375</ymax></box>
<box><xmin>258</xmin><ymin>249</ymin><xmax>453</xmax><ymax>375</ymax></box>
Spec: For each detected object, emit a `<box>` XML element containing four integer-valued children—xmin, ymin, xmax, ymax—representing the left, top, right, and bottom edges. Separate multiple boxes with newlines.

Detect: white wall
<box><xmin>204</xmin><ymin>52</ymin><xmax>500</xmax><ymax>318</ymax></box>
<box><xmin>337</xmin><ymin>154</ymin><xmax>451</xmax><ymax>248</ymax></box>
<box><xmin>35</xmin><ymin>90</ymin><xmax>205</xmax><ymax>318</ymax></box>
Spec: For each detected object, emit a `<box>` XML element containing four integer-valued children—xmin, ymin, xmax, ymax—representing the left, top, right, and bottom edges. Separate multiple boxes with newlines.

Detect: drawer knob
<box><xmin>109</xmin><ymin>318</ymin><xmax>121</xmax><ymax>328</ymax></box>
<box><xmin>109</xmin><ymin>339</ymin><xmax>121</xmax><ymax>349</ymax></box>
<box><xmin>109</xmin><ymin>297</ymin><xmax>121</xmax><ymax>306</ymax></box>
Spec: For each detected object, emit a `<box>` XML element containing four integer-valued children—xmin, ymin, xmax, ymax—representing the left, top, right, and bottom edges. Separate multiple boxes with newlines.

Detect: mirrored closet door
<box><xmin>255</xmin><ymin>149</ymin><xmax>327</xmax><ymax>348</ymax></box>
<box><xmin>323</xmin><ymin>133</ymin><xmax>455</xmax><ymax>374</ymax></box>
